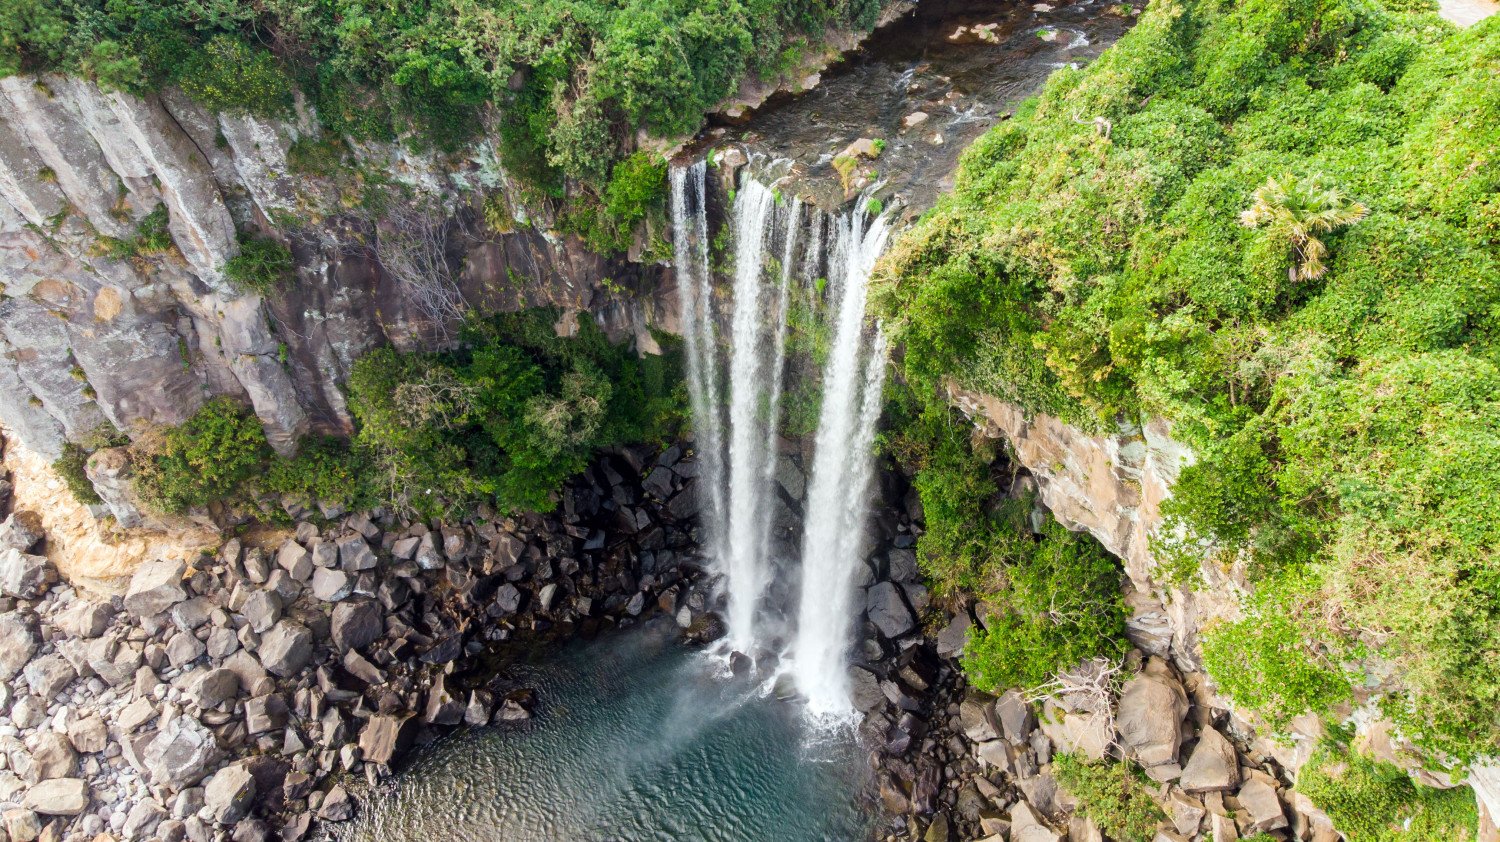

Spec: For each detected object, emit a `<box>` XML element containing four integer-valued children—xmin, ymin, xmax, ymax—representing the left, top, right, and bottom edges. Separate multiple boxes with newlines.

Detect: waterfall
<box><xmin>670</xmin><ymin>164</ymin><xmax>728</xmax><ymax>566</ymax></box>
<box><xmin>791</xmin><ymin>206</ymin><xmax>891</xmax><ymax>718</ymax></box>
<box><xmin>723</xmin><ymin>179</ymin><xmax>781</xmax><ymax>654</ymax></box>
<box><xmin>671</xmin><ymin>160</ymin><xmax>892</xmax><ymax>713</ymax></box>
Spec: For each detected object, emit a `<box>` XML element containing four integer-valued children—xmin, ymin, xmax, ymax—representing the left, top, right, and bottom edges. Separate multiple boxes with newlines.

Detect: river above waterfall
<box><xmin>331</xmin><ymin>620</ymin><xmax>878</xmax><ymax>842</ymax></box>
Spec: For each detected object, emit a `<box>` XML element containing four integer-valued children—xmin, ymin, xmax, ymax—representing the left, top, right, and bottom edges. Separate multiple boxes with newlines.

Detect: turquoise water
<box><xmin>335</xmin><ymin>621</ymin><xmax>878</xmax><ymax>842</ymax></box>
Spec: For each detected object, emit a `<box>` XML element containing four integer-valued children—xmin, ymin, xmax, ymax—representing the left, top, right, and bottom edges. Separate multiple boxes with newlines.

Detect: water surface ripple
<box><xmin>334</xmin><ymin>621</ymin><xmax>877</xmax><ymax>842</ymax></box>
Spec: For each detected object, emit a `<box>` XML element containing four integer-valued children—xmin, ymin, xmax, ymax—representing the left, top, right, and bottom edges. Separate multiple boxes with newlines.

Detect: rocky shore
<box><xmin>0</xmin><ymin>436</ymin><xmax>713</xmax><ymax>842</ymax></box>
<box><xmin>851</xmin><ymin>461</ymin><xmax>1341</xmax><ymax>842</ymax></box>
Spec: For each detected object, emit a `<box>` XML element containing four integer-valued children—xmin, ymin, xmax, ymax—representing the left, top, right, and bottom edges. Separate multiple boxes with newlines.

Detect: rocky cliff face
<box><xmin>0</xmin><ymin>75</ymin><xmax>675</xmax><ymax>462</ymax></box>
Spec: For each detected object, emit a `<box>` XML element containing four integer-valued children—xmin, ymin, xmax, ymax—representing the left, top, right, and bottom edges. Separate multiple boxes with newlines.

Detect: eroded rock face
<box><xmin>0</xmin><ymin>74</ymin><xmax>677</xmax><ymax>473</ymax></box>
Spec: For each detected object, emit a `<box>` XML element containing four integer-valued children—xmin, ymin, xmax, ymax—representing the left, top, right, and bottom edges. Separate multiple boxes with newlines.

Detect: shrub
<box><xmin>1200</xmin><ymin>571</ymin><xmax>1352</xmax><ymax>728</ymax></box>
<box><xmin>174</xmin><ymin>36</ymin><xmax>294</xmax><ymax>117</ymax></box>
<box><xmin>262</xmin><ymin>436</ymin><xmax>371</xmax><ymax>510</ymax></box>
<box><xmin>962</xmin><ymin>521</ymin><xmax>1130</xmax><ymax>692</ymax></box>
<box><xmin>133</xmin><ymin>397</ymin><xmax>270</xmax><ymax>512</ymax></box>
<box><xmin>349</xmin><ymin>309</ymin><xmax>683</xmax><ymax>518</ymax></box>
<box><xmin>1297</xmin><ymin>734</ymin><xmax>1478</xmax><ymax>841</ymax></box>
<box><xmin>53</xmin><ymin>443</ymin><xmax>102</xmax><ymax>505</ymax></box>
<box><xmin>1053</xmin><ymin>754</ymin><xmax>1166</xmax><ymax>841</ymax></box>
<box><xmin>224</xmin><ymin>234</ymin><xmax>294</xmax><ymax>295</ymax></box>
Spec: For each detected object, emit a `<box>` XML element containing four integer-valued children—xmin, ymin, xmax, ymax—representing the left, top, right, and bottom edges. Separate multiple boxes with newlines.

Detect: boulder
<box><xmin>276</xmin><ymin>541</ymin><xmax>312</xmax><ymax>580</ymax></box>
<box><xmin>866</xmin><ymin>581</ymin><xmax>916</xmax><ymax>638</ymax></box>
<box><xmin>22</xmin><ymin>778</ymin><xmax>88</xmax><ymax>815</ymax></box>
<box><xmin>244</xmin><ymin>694</ymin><xmax>288</xmax><ymax>735</ymax></box>
<box><xmin>935</xmin><ymin>611</ymin><xmax>971</xmax><ymax>659</ymax></box>
<box><xmin>493</xmin><ymin>584</ymin><xmax>522</xmax><ymax>615</ymax></box>
<box><xmin>166</xmin><ymin>629</ymin><xmax>206</xmax><ymax>667</ymax></box>
<box><xmin>66</xmin><ymin>714</ymin><xmax>107</xmax><ymax>754</ymax></box>
<box><xmin>0</xmin><ymin>548</ymin><xmax>53</xmax><ymax>599</ymax></box>
<box><xmin>1237</xmin><ymin>775</ymin><xmax>1288</xmax><ymax>832</ymax></box>
<box><xmin>310</xmin><ymin>567</ymin><xmax>352</xmax><ymax>602</ymax></box>
<box><xmin>0</xmin><ymin>611</ymin><xmax>39</xmax><ymax>680</ymax></box>
<box><xmin>1180</xmin><ymin>726</ymin><xmax>1240</xmax><ymax>793</ymax></box>
<box><xmin>995</xmin><ymin>690</ymin><xmax>1036</xmax><ymax>744</ymax></box>
<box><xmin>413</xmin><ymin>533</ymin><xmax>443</xmax><ymax>570</ymax></box>
<box><xmin>959</xmin><ymin>691</ymin><xmax>1001</xmax><ymax>742</ymax></box>
<box><xmin>331</xmin><ymin>600</ymin><xmax>383</xmax><ymax>652</ymax></box>
<box><xmin>359</xmin><ymin>714</ymin><xmax>417</xmax><ymax>765</ymax></box>
<box><xmin>0</xmin><ymin>511</ymin><xmax>43</xmax><ymax>553</ymax></box>
<box><xmin>851</xmin><ymin>666</ymin><xmax>884</xmax><ymax>713</ymax></box>
<box><xmin>144</xmin><ymin>716</ymin><xmax>224</xmax><ymax>791</ymax></box>
<box><xmin>28</xmin><ymin>732</ymin><xmax>78</xmax><ymax>781</ymax></box>
<box><xmin>3</xmin><ymin>807</ymin><xmax>42</xmax><ymax>842</ymax></box>
<box><xmin>885</xmin><ymin>549</ymin><xmax>919</xmax><ymax>583</ymax></box>
<box><xmin>23</xmin><ymin>654</ymin><xmax>75</xmax><ymax>699</ymax></box>
<box><xmin>123</xmin><ymin>558</ymin><xmax>187</xmax><ymax>617</ymax></box>
<box><xmin>1116</xmin><ymin>670</ymin><xmax>1187</xmax><ymax>767</ymax></box>
<box><xmin>203</xmin><ymin>762</ymin><xmax>256</xmax><ymax>825</ymax></box>
<box><xmin>240</xmin><ymin>589</ymin><xmax>282</xmax><ymax>634</ymax></box>
<box><xmin>189</xmin><ymin>668</ymin><xmax>241</xmax><ymax>709</ymax></box>
<box><xmin>319</xmin><ymin>784</ymin><xmax>354</xmax><ymax>821</ymax></box>
<box><xmin>257</xmin><ymin>621</ymin><xmax>313</xmax><ymax>678</ymax></box>
<box><xmin>337</xmin><ymin>535</ymin><xmax>378</xmax><ymax>572</ymax></box>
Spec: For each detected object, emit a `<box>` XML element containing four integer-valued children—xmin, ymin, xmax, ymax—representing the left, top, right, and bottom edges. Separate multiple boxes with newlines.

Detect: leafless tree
<box><xmin>376</xmin><ymin>204</ymin><xmax>468</xmax><ymax>334</ymax></box>
<box><xmin>1027</xmin><ymin>657</ymin><xmax>1124</xmax><ymax>751</ymax></box>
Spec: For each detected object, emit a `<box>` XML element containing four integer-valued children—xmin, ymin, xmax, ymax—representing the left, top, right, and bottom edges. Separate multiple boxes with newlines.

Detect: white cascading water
<box><xmin>723</xmin><ymin>179</ymin><xmax>781</xmax><ymax>654</ymax></box>
<box><xmin>669</xmin><ymin>164</ymin><xmax>728</xmax><ymax>565</ymax></box>
<box><xmin>671</xmin><ymin>160</ymin><xmax>893</xmax><ymax>713</ymax></box>
<box><xmin>791</xmin><ymin>205</ymin><xmax>892</xmax><ymax>718</ymax></box>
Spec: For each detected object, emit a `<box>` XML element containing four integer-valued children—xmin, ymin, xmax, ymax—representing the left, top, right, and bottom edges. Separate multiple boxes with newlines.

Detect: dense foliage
<box><xmin>1</xmin><ymin>0</ymin><xmax>887</xmax><ymax>218</ymax></box>
<box><xmin>1297</xmin><ymin>730</ymin><xmax>1478</xmax><ymax>840</ymax></box>
<box><xmin>347</xmin><ymin>309</ymin><xmax>683</xmax><ymax>517</ymax></box>
<box><xmin>133</xmin><ymin>397</ymin><xmax>271</xmax><ymax>512</ymax></box>
<box><xmin>1052</xmin><ymin>754</ymin><xmax>1166</xmax><ymax>841</ymax></box>
<box><xmin>119</xmin><ymin>311</ymin><xmax>676</xmax><ymax>517</ymax></box>
<box><xmin>875</xmin><ymin>0</ymin><xmax>1500</xmax><ymax>759</ymax></box>
<box><xmin>883</xmin><ymin>386</ymin><xmax>1128</xmax><ymax>692</ymax></box>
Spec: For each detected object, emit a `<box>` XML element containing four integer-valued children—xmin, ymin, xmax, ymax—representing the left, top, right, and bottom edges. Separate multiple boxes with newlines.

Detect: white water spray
<box><xmin>792</xmin><ymin>206</ymin><xmax>892</xmax><ymax>718</ymax></box>
<box><xmin>670</xmin><ymin>164</ymin><xmax>728</xmax><ymax>564</ymax></box>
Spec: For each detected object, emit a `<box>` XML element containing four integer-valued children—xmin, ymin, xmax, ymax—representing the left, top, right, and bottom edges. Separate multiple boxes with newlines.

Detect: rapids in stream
<box><xmin>330</xmin><ymin>621</ymin><xmax>877</xmax><ymax>842</ymax></box>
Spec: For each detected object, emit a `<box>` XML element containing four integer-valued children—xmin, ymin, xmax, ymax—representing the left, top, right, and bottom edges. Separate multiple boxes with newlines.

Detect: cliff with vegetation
<box><xmin>876</xmin><ymin>0</ymin><xmax>1498</xmax><ymax>832</ymax></box>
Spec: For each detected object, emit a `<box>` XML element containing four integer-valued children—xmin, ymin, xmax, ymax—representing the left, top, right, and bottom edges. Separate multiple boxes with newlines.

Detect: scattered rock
<box><xmin>0</xmin><ymin>548</ymin><xmax>53</xmax><ymax>599</ymax></box>
<box><xmin>22</xmin><ymin>778</ymin><xmax>89</xmax><ymax>815</ymax></box>
<box><xmin>123</xmin><ymin>558</ymin><xmax>188</xmax><ymax>617</ymax></box>
<box><xmin>1181</xmin><ymin>726</ymin><xmax>1240</xmax><ymax>792</ymax></box>
<box><xmin>866</xmin><ymin>581</ymin><xmax>916</xmax><ymax>638</ymax></box>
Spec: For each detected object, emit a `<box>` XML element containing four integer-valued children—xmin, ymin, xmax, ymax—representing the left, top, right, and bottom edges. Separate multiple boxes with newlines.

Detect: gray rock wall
<box><xmin>0</xmin><ymin>75</ymin><xmax>675</xmax><ymax>461</ymax></box>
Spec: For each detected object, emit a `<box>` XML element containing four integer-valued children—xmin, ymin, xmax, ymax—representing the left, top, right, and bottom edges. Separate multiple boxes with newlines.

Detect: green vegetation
<box><xmin>2</xmin><ymin>0</ymin><xmax>890</xmax><ymax>243</ymax></box>
<box><xmin>101</xmin><ymin>204</ymin><xmax>174</xmax><ymax>260</ymax></box>
<box><xmin>223</xmin><ymin>234</ymin><xmax>294</xmax><ymax>295</ymax></box>
<box><xmin>1297</xmin><ymin>731</ymin><xmax>1478</xmax><ymax>840</ymax></box>
<box><xmin>348</xmin><ymin>309</ymin><xmax>682</xmax><ymax>517</ymax></box>
<box><xmin>875</xmin><ymin>0</ymin><xmax>1500</xmax><ymax>760</ymax></box>
<box><xmin>133</xmin><ymin>397</ymin><xmax>270</xmax><ymax>512</ymax></box>
<box><xmin>52</xmin><ymin>425</ymin><xmax>131</xmax><ymax>507</ymax></box>
<box><xmin>122</xmin><ymin>311</ymin><xmax>678</xmax><ymax>517</ymax></box>
<box><xmin>883</xmin><ymin>385</ymin><xmax>1128</xmax><ymax>692</ymax></box>
<box><xmin>263</xmin><ymin>436</ymin><xmax>372</xmax><ymax>511</ymax></box>
<box><xmin>54</xmin><ymin>443</ymin><xmax>102</xmax><ymax>505</ymax></box>
<box><xmin>1053</xmin><ymin>753</ymin><xmax>1166</xmax><ymax>841</ymax></box>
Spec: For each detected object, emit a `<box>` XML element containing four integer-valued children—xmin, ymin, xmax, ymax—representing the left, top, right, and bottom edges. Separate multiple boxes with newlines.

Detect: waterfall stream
<box><xmin>793</xmin><ymin>208</ymin><xmax>890</xmax><ymax>718</ymax></box>
<box><xmin>671</xmin><ymin>161</ymin><xmax>891</xmax><ymax>717</ymax></box>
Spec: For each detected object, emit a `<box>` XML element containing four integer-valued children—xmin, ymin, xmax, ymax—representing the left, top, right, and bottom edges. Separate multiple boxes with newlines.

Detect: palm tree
<box><xmin>1240</xmin><ymin>173</ymin><xmax>1369</xmax><ymax>282</ymax></box>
